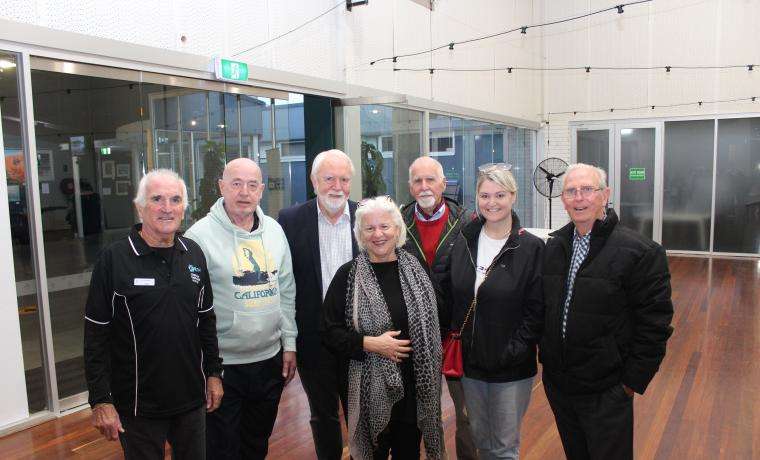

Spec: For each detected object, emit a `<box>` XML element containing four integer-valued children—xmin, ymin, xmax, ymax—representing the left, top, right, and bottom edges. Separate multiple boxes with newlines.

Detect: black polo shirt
<box><xmin>84</xmin><ymin>224</ymin><xmax>222</xmax><ymax>418</ymax></box>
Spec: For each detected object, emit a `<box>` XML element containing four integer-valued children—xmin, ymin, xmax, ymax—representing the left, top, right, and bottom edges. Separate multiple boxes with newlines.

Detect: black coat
<box><xmin>539</xmin><ymin>209</ymin><xmax>674</xmax><ymax>395</ymax></box>
<box><xmin>277</xmin><ymin>198</ymin><xmax>359</xmax><ymax>368</ymax></box>
<box><xmin>441</xmin><ymin>213</ymin><xmax>545</xmax><ymax>383</ymax></box>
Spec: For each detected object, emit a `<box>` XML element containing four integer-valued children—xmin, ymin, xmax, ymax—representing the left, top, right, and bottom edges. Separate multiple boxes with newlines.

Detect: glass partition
<box><xmin>359</xmin><ymin>105</ymin><xmax>423</xmax><ymax>204</ymax></box>
<box><xmin>618</xmin><ymin>127</ymin><xmax>656</xmax><ymax>239</ymax></box>
<box><xmin>30</xmin><ymin>69</ymin><xmax>145</xmax><ymax>400</ymax></box>
<box><xmin>506</xmin><ymin>127</ymin><xmax>536</xmax><ymax>227</ymax></box>
<box><xmin>429</xmin><ymin>113</ymin><xmax>462</xmax><ymax>204</ymax></box>
<box><xmin>269</xmin><ymin>94</ymin><xmax>306</xmax><ymax>213</ymax></box>
<box><xmin>715</xmin><ymin>118</ymin><xmax>760</xmax><ymax>254</ymax></box>
<box><xmin>577</xmin><ymin>129</ymin><xmax>610</xmax><ymax>177</ymax></box>
<box><xmin>428</xmin><ymin>114</ymin><xmax>536</xmax><ymax>225</ymax></box>
<box><xmin>25</xmin><ymin>64</ymin><xmax>307</xmax><ymax>408</ymax></box>
<box><xmin>662</xmin><ymin>120</ymin><xmax>714</xmax><ymax>251</ymax></box>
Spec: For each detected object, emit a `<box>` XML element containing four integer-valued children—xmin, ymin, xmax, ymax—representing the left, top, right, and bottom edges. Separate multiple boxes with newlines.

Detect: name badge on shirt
<box><xmin>134</xmin><ymin>278</ymin><xmax>155</xmax><ymax>286</ymax></box>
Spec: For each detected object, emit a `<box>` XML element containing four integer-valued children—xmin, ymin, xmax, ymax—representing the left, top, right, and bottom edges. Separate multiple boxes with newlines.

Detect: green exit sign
<box><xmin>214</xmin><ymin>58</ymin><xmax>249</xmax><ymax>82</ymax></box>
<box><xmin>628</xmin><ymin>167</ymin><xmax>646</xmax><ymax>181</ymax></box>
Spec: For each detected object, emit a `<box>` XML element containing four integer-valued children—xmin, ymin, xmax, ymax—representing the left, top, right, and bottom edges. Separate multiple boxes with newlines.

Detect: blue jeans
<box><xmin>461</xmin><ymin>376</ymin><xmax>534</xmax><ymax>460</ymax></box>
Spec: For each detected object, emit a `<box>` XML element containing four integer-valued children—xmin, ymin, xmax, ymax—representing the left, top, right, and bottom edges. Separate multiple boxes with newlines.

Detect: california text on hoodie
<box><xmin>185</xmin><ymin>198</ymin><xmax>297</xmax><ymax>365</ymax></box>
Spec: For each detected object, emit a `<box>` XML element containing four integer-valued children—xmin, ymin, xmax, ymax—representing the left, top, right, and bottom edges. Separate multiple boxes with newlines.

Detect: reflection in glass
<box><xmin>267</xmin><ymin>94</ymin><xmax>306</xmax><ymax>216</ymax></box>
<box><xmin>662</xmin><ymin>120</ymin><xmax>714</xmax><ymax>251</ymax></box>
<box><xmin>2</xmin><ymin>52</ymin><xmax>47</xmax><ymax>413</ymax></box>
<box><xmin>577</xmin><ymin>129</ymin><xmax>610</xmax><ymax>177</ymax></box>
<box><xmin>147</xmin><ymin>88</ymin><xmax>275</xmax><ymax>221</ymax></box>
<box><xmin>715</xmin><ymin>118</ymin><xmax>760</xmax><ymax>254</ymax></box>
<box><xmin>462</xmin><ymin>119</ymin><xmax>504</xmax><ymax>210</ymax></box>
<box><xmin>360</xmin><ymin>105</ymin><xmax>422</xmax><ymax>204</ymax></box>
<box><xmin>429</xmin><ymin>113</ymin><xmax>461</xmax><ymax>204</ymax></box>
<box><xmin>31</xmin><ymin>69</ymin><xmax>142</xmax><ymax>400</ymax></box>
<box><xmin>619</xmin><ymin>128</ymin><xmax>655</xmax><ymax>238</ymax></box>
<box><xmin>506</xmin><ymin>127</ymin><xmax>536</xmax><ymax>227</ymax></box>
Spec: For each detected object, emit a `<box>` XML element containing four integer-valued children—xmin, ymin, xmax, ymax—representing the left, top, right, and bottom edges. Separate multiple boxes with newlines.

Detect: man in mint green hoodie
<box><xmin>185</xmin><ymin>158</ymin><xmax>296</xmax><ymax>460</ymax></box>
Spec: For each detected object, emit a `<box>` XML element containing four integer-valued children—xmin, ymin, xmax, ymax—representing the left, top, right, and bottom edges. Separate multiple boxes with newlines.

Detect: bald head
<box><xmin>223</xmin><ymin>157</ymin><xmax>262</xmax><ymax>182</ymax></box>
<box><xmin>408</xmin><ymin>156</ymin><xmax>444</xmax><ymax>182</ymax></box>
<box><xmin>219</xmin><ymin>157</ymin><xmax>264</xmax><ymax>223</ymax></box>
<box><xmin>408</xmin><ymin>156</ymin><xmax>446</xmax><ymax>213</ymax></box>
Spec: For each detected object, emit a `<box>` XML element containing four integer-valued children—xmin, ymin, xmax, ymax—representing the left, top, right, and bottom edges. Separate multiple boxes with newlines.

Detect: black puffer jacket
<box><xmin>401</xmin><ymin>197</ymin><xmax>469</xmax><ymax>288</ymax></box>
<box><xmin>540</xmin><ymin>209</ymin><xmax>674</xmax><ymax>396</ymax></box>
<box><xmin>441</xmin><ymin>213</ymin><xmax>545</xmax><ymax>383</ymax></box>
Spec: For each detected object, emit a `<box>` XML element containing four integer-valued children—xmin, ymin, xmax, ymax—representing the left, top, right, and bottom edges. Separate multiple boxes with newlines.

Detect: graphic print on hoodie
<box><xmin>232</xmin><ymin>240</ymin><xmax>279</xmax><ymax>302</ymax></box>
<box><xmin>184</xmin><ymin>197</ymin><xmax>297</xmax><ymax>365</ymax></box>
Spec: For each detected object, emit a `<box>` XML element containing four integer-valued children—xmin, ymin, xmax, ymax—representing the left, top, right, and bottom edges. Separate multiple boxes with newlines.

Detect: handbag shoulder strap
<box><xmin>460</xmin><ymin>261</ymin><xmax>496</xmax><ymax>331</ymax></box>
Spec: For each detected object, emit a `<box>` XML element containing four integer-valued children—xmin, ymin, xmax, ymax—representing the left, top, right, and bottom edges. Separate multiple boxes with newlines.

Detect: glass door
<box><xmin>614</xmin><ymin>124</ymin><xmax>662</xmax><ymax>242</ymax></box>
<box><xmin>572</xmin><ymin>125</ymin><xmax>615</xmax><ymax>209</ymax></box>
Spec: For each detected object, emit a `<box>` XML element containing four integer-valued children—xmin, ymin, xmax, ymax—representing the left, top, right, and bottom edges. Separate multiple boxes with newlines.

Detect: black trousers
<box><xmin>118</xmin><ymin>404</ymin><xmax>205</xmax><ymax>460</ymax></box>
<box><xmin>372</xmin><ymin>420</ymin><xmax>422</xmax><ymax>460</ymax></box>
<box><xmin>297</xmin><ymin>347</ymin><xmax>349</xmax><ymax>460</ymax></box>
<box><xmin>206</xmin><ymin>353</ymin><xmax>285</xmax><ymax>460</ymax></box>
<box><xmin>543</xmin><ymin>378</ymin><xmax>634</xmax><ymax>460</ymax></box>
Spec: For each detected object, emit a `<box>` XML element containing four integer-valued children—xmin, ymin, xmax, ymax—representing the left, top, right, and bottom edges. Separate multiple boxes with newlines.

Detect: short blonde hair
<box><xmin>476</xmin><ymin>166</ymin><xmax>518</xmax><ymax>197</ymax></box>
<box><xmin>353</xmin><ymin>196</ymin><xmax>407</xmax><ymax>251</ymax></box>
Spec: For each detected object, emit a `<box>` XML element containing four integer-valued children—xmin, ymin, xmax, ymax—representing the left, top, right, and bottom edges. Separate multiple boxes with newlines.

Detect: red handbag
<box><xmin>442</xmin><ymin>331</ymin><xmax>464</xmax><ymax>377</ymax></box>
<box><xmin>442</xmin><ymin>297</ymin><xmax>477</xmax><ymax>378</ymax></box>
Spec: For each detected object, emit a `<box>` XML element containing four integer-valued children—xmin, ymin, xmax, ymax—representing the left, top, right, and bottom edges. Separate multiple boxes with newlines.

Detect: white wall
<box><xmin>541</xmin><ymin>0</ymin><xmax>760</xmax><ymax>227</ymax></box>
<box><xmin>0</xmin><ymin>0</ymin><xmax>544</xmax><ymax>120</ymax></box>
<box><xmin>345</xmin><ymin>0</ymin><xmax>544</xmax><ymax>119</ymax></box>
<box><xmin>0</xmin><ymin>105</ymin><xmax>30</xmax><ymax>428</ymax></box>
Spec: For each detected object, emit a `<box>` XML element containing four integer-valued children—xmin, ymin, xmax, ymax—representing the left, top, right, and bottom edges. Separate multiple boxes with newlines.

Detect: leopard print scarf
<box><xmin>345</xmin><ymin>249</ymin><xmax>443</xmax><ymax>459</ymax></box>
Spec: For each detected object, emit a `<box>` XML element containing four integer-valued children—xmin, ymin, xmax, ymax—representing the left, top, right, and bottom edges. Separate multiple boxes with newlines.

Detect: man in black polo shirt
<box><xmin>84</xmin><ymin>169</ymin><xmax>223</xmax><ymax>460</ymax></box>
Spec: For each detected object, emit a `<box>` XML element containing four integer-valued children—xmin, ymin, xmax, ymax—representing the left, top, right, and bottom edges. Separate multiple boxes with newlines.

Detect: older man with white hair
<box><xmin>400</xmin><ymin>156</ymin><xmax>476</xmax><ymax>460</ymax></box>
<box><xmin>84</xmin><ymin>169</ymin><xmax>223</xmax><ymax>460</ymax></box>
<box><xmin>278</xmin><ymin>149</ymin><xmax>358</xmax><ymax>460</ymax></box>
<box><xmin>540</xmin><ymin>163</ymin><xmax>674</xmax><ymax>460</ymax></box>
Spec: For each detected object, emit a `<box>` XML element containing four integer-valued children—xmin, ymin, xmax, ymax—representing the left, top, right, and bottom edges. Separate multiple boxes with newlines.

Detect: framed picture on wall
<box><xmin>102</xmin><ymin>160</ymin><xmax>115</xmax><ymax>179</ymax></box>
<box><xmin>37</xmin><ymin>149</ymin><xmax>54</xmax><ymax>181</ymax></box>
<box><xmin>116</xmin><ymin>163</ymin><xmax>130</xmax><ymax>178</ymax></box>
<box><xmin>115</xmin><ymin>181</ymin><xmax>129</xmax><ymax>196</ymax></box>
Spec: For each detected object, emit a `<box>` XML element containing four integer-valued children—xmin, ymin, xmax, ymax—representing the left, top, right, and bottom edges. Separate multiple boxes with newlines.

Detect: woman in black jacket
<box><xmin>441</xmin><ymin>164</ymin><xmax>544</xmax><ymax>459</ymax></box>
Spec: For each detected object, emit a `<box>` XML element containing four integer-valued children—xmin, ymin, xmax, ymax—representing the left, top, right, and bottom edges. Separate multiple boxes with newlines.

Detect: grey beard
<box><xmin>416</xmin><ymin>196</ymin><xmax>436</xmax><ymax>210</ymax></box>
<box><xmin>320</xmin><ymin>195</ymin><xmax>347</xmax><ymax>214</ymax></box>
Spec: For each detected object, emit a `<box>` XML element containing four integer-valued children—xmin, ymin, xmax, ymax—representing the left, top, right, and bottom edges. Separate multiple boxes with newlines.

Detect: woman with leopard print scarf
<box><xmin>322</xmin><ymin>196</ymin><xmax>444</xmax><ymax>459</ymax></box>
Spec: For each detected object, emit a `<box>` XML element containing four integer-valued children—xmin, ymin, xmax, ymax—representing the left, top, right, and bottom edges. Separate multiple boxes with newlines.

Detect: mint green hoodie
<box><xmin>185</xmin><ymin>198</ymin><xmax>296</xmax><ymax>365</ymax></box>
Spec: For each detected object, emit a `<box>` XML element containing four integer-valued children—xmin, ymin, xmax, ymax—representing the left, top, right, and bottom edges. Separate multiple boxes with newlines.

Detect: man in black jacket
<box><xmin>278</xmin><ymin>149</ymin><xmax>358</xmax><ymax>460</ymax></box>
<box><xmin>400</xmin><ymin>156</ymin><xmax>476</xmax><ymax>460</ymax></box>
<box><xmin>540</xmin><ymin>163</ymin><xmax>674</xmax><ymax>460</ymax></box>
<box><xmin>84</xmin><ymin>169</ymin><xmax>223</xmax><ymax>460</ymax></box>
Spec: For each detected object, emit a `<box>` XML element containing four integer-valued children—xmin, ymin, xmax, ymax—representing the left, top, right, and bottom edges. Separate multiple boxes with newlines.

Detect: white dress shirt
<box><xmin>317</xmin><ymin>202</ymin><xmax>353</xmax><ymax>299</ymax></box>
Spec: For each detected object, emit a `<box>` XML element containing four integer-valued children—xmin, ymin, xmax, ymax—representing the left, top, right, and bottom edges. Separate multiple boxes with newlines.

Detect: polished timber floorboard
<box><xmin>1</xmin><ymin>256</ymin><xmax>757</xmax><ymax>459</ymax></box>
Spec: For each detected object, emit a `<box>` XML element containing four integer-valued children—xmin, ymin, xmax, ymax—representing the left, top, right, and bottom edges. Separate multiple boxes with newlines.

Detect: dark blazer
<box><xmin>278</xmin><ymin>198</ymin><xmax>358</xmax><ymax>368</ymax></box>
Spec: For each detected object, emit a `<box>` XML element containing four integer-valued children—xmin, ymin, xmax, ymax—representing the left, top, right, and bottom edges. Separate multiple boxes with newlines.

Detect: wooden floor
<box><xmin>1</xmin><ymin>256</ymin><xmax>757</xmax><ymax>459</ymax></box>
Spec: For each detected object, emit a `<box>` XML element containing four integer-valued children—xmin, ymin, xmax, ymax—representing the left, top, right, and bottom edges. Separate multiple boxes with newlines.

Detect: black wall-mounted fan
<box><xmin>533</xmin><ymin>157</ymin><xmax>569</xmax><ymax>228</ymax></box>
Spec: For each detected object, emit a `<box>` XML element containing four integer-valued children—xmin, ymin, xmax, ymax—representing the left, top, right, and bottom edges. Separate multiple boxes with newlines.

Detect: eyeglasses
<box><xmin>562</xmin><ymin>186</ymin><xmax>602</xmax><ymax>198</ymax></box>
<box><xmin>320</xmin><ymin>175</ymin><xmax>351</xmax><ymax>186</ymax></box>
<box><xmin>478</xmin><ymin>162</ymin><xmax>513</xmax><ymax>174</ymax></box>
